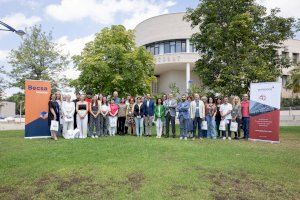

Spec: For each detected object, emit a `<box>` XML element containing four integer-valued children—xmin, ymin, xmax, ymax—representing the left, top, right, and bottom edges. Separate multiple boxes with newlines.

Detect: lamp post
<box><xmin>0</xmin><ymin>20</ymin><xmax>25</xmax><ymax>36</ymax></box>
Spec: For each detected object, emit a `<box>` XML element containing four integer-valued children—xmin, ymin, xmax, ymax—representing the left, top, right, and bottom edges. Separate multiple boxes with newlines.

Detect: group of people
<box><xmin>48</xmin><ymin>91</ymin><xmax>250</xmax><ymax>141</ymax></box>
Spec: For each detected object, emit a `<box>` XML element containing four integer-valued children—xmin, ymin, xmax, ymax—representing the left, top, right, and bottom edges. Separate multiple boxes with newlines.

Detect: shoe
<box><xmin>91</xmin><ymin>135</ymin><xmax>95</xmax><ymax>138</ymax></box>
<box><xmin>184</xmin><ymin>137</ymin><xmax>187</xmax><ymax>140</ymax></box>
<box><xmin>192</xmin><ymin>137</ymin><xmax>195</xmax><ymax>140</ymax></box>
<box><xmin>222</xmin><ymin>137</ymin><xmax>226</xmax><ymax>140</ymax></box>
<box><xmin>228</xmin><ymin>137</ymin><xmax>232</xmax><ymax>140</ymax></box>
<box><xmin>95</xmin><ymin>135</ymin><xmax>98</xmax><ymax>138</ymax></box>
<box><xmin>199</xmin><ymin>137</ymin><xmax>203</xmax><ymax>140</ymax></box>
<box><xmin>180</xmin><ymin>137</ymin><xmax>183</xmax><ymax>140</ymax></box>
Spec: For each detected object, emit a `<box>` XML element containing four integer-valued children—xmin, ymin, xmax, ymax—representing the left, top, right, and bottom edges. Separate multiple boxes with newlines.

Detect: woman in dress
<box><xmin>134</xmin><ymin>97</ymin><xmax>144</xmax><ymax>137</ymax></box>
<box><xmin>100</xmin><ymin>96</ymin><xmax>110</xmax><ymax>136</ymax></box>
<box><xmin>231</xmin><ymin>96</ymin><xmax>242</xmax><ymax>140</ymax></box>
<box><xmin>118</xmin><ymin>98</ymin><xmax>127</xmax><ymax>135</ymax></box>
<box><xmin>48</xmin><ymin>93</ymin><xmax>59</xmax><ymax>140</ymax></box>
<box><xmin>108</xmin><ymin>98</ymin><xmax>118</xmax><ymax>136</ymax></box>
<box><xmin>206</xmin><ymin>97</ymin><xmax>217</xmax><ymax>139</ymax></box>
<box><xmin>126</xmin><ymin>97</ymin><xmax>135</xmax><ymax>135</ymax></box>
<box><xmin>154</xmin><ymin>98</ymin><xmax>165</xmax><ymax>138</ymax></box>
<box><xmin>55</xmin><ymin>91</ymin><xmax>63</xmax><ymax>136</ymax></box>
<box><xmin>76</xmin><ymin>94</ymin><xmax>88</xmax><ymax>138</ymax></box>
<box><xmin>187</xmin><ymin>96</ymin><xmax>194</xmax><ymax>139</ymax></box>
<box><xmin>215</xmin><ymin>97</ymin><xmax>222</xmax><ymax>138</ymax></box>
<box><xmin>61</xmin><ymin>94</ymin><xmax>75</xmax><ymax>138</ymax></box>
<box><xmin>89</xmin><ymin>95</ymin><xmax>100</xmax><ymax>138</ymax></box>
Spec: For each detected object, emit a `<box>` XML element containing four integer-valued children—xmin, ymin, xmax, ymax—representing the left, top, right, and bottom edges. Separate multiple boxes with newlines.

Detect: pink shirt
<box><xmin>110</xmin><ymin>104</ymin><xmax>118</xmax><ymax>116</ymax></box>
<box><xmin>241</xmin><ymin>100</ymin><xmax>250</xmax><ymax>117</ymax></box>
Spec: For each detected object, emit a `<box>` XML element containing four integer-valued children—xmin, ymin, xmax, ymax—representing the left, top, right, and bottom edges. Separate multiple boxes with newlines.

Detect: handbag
<box><xmin>201</xmin><ymin>120</ymin><xmax>208</xmax><ymax>130</ymax></box>
<box><xmin>50</xmin><ymin>120</ymin><xmax>59</xmax><ymax>131</ymax></box>
<box><xmin>219</xmin><ymin>120</ymin><xmax>226</xmax><ymax>131</ymax></box>
<box><xmin>230</xmin><ymin>121</ymin><xmax>238</xmax><ymax>132</ymax></box>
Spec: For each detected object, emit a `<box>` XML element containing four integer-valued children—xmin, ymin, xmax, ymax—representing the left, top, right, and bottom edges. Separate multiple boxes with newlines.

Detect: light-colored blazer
<box><xmin>190</xmin><ymin>100</ymin><xmax>205</xmax><ymax>119</ymax></box>
<box><xmin>163</xmin><ymin>98</ymin><xmax>177</xmax><ymax>117</ymax></box>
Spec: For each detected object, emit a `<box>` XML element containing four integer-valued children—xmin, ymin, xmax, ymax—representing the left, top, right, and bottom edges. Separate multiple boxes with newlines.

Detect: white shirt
<box><xmin>101</xmin><ymin>104</ymin><xmax>110</xmax><ymax>113</ymax></box>
<box><xmin>61</xmin><ymin>101</ymin><xmax>75</xmax><ymax>118</ymax></box>
<box><xmin>220</xmin><ymin>103</ymin><xmax>233</xmax><ymax>120</ymax></box>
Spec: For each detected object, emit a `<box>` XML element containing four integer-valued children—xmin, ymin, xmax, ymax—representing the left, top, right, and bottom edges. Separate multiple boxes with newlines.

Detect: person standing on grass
<box><xmin>113</xmin><ymin>91</ymin><xmax>120</xmax><ymax>104</ymax></box>
<box><xmin>143</xmin><ymin>94</ymin><xmax>155</xmax><ymax>137</ymax></box>
<box><xmin>161</xmin><ymin>94</ymin><xmax>168</xmax><ymax>137</ymax></box>
<box><xmin>154</xmin><ymin>98</ymin><xmax>165</xmax><ymax>138</ymax></box>
<box><xmin>100</xmin><ymin>96</ymin><xmax>110</xmax><ymax>136</ymax></box>
<box><xmin>88</xmin><ymin>95</ymin><xmax>101</xmax><ymax>138</ymax></box>
<box><xmin>61</xmin><ymin>94</ymin><xmax>75</xmax><ymax>138</ymax></box>
<box><xmin>241</xmin><ymin>94</ymin><xmax>250</xmax><ymax>140</ymax></box>
<box><xmin>108</xmin><ymin>98</ymin><xmax>118</xmax><ymax>136</ymax></box>
<box><xmin>164</xmin><ymin>93</ymin><xmax>177</xmax><ymax>138</ymax></box>
<box><xmin>220</xmin><ymin>96</ymin><xmax>233</xmax><ymax>140</ymax></box>
<box><xmin>48</xmin><ymin>93</ymin><xmax>59</xmax><ymax>140</ymax></box>
<box><xmin>73</xmin><ymin>93</ymin><xmax>80</xmax><ymax>129</ymax></box>
<box><xmin>177</xmin><ymin>94</ymin><xmax>190</xmax><ymax>140</ymax></box>
<box><xmin>206</xmin><ymin>97</ymin><xmax>217</xmax><ymax>139</ymax></box>
<box><xmin>215</xmin><ymin>97</ymin><xmax>222</xmax><ymax>138</ymax></box>
<box><xmin>117</xmin><ymin>98</ymin><xmax>127</xmax><ymax>135</ymax></box>
<box><xmin>134</xmin><ymin>97</ymin><xmax>144</xmax><ymax>137</ymax></box>
<box><xmin>126</xmin><ymin>97</ymin><xmax>136</xmax><ymax>135</ymax></box>
<box><xmin>201</xmin><ymin>96</ymin><xmax>208</xmax><ymax>138</ymax></box>
<box><xmin>55</xmin><ymin>91</ymin><xmax>63</xmax><ymax>136</ymax></box>
<box><xmin>190</xmin><ymin>93</ymin><xmax>205</xmax><ymax>140</ymax></box>
<box><xmin>76</xmin><ymin>95</ymin><xmax>89</xmax><ymax>138</ymax></box>
<box><xmin>231</xmin><ymin>96</ymin><xmax>242</xmax><ymax>140</ymax></box>
<box><xmin>187</xmin><ymin>96</ymin><xmax>194</xmax><ymax>139</ymax></box>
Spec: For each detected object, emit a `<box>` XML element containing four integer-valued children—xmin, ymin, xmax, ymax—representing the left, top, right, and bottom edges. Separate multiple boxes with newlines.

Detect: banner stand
<box><xmin>249</xmin><ymin>139</ymin><xmax>280</xmax><ymax>144</ymax></box>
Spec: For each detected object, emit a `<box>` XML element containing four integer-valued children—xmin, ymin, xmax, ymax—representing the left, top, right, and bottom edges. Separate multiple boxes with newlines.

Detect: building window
<box><xmin>189</xmin><ymin>43</ymin><xmax>197</xmax><ymax>53</ymax></box>
<box><xmin>164</xmin><ymin>42</ymin><xmax>170</xmax><ymax>54</ymax></box>
<box><xmin>282</xmin><ymin>51</ymin><xmax>289</xmax><ymax>59</ymax></box>
<box><xmin>159</xmin><ymin>43</ymin><xmax>164</xmax><ymax>55</ymax></box>
<box><xmin>154</xmin><ymin>43</ymin><xmax>159</xmax><ymax>55</ymax></box>
<box><xmin>170</xmin><ymin>41</ymin><xmax>175</xmax><ymax>53</ymax></box>
<box><xmin>145</xmin><ymin>39</ymin><xmax>188</xmax><ymax>55</ymax></box>
<box><xmin>181</xmin><ymin>41</ymin><xmax>186</xmax><ymax>52</ymax></box>
<box><xmin>292</xmin><ymin>53</ymin><xmax>299</xmax><ymax>64</ymax></box>
<box><xmin>175</xmin><ymin>40</ymin><xmax>182</xmax><ymax>52</ymax></box>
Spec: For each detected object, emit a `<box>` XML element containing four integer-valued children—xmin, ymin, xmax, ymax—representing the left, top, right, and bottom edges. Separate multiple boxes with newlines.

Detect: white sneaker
<box><xmin>95</xmin><ymin>135</ymin><xmax>98</xmax><ymax>138</ymax></box>
<box><xmin>184</xmin><ymin>137</ymin><xmax>187</xmax><ymax>140</ymax></box>
<box><xmin>222</xmin><ymin>137</ymin><xmax>226</xmax><ymax>140</ymax></box>
<box><xmin>180</xmin><ymin>137</ymin><xmax>183</xmax><ymax>140</ymax></box>
<box><xmin>91</xmin><ymin>135</ymin><xmax>95</xmax><ymax>138</ymax></box>
<box><xmin>228</xmin><ymin>137</ymin><xmax>232</xmax><ymax>140</ymax></box>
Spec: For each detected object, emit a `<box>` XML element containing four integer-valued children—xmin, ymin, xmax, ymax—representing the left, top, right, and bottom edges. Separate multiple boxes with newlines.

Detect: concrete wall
<box><xmin>0</xmin><ymin>101</ymin><xmax>16</xmax><ymax>117</ymax></box>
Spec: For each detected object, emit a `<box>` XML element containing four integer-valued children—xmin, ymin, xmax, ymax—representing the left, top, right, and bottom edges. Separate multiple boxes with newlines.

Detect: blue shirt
<box><xmin>177</xmin><ymin>101</ymin><xmax>190</xmax><ymax>120</ymax></box>
<box><xmin>195</xmin><ymin>100</ymin><xmax>200</xmax><ymax>117</ymax></box>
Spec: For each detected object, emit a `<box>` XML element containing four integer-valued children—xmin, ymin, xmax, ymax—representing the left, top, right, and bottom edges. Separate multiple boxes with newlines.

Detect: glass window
<box><xmin>292</xmin><ymin>53</ymin><xmax>299</xmax><ymax>64</ymax></box>
<box><xmin>176</xmin><ymin>40</ymin><xmax>182</xmax><ymax>52</ymax></box>
<box><xmin>170</xmin><ymin>41</ymin><xmax>175</xmax><ymax>53</ymax></box>
<box><xmin>150</xmin><ymin>44</ymin><xmax>155</xmax><ymax>55</ymax></box>
<box><xmin>181</xmin><ymin>40</ymin><xmax>186</xmax><ymax>52</ymax></box>
<box><xmin>159</xmin><ymin>43</ymin><xmax>164</xmax><ymax>55</ymax></box>
<box><xmin>154</xmin><ymin>43</ymin><xmax>159</xmax><ymax>55</ymax></box>
<box><xmin>164</xmin><ymin>42</ymin><xmax>170</xmax><ymax>53</ymax></box>
<box><xmin>282</xmin><ymin>51</ymin><xmax>289</xmax><ymax>59</ymax></box>
<box><xmin>146</xmin><ymin>45</ymin><xmax>150</xmax><ymax>52</ymax></box>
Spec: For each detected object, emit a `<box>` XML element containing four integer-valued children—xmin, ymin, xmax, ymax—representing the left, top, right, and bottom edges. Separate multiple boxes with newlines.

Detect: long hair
<box><xmin>232</xmin><ymin>96</ymin><xmax>241</xmax><ymax>106</ymax></box>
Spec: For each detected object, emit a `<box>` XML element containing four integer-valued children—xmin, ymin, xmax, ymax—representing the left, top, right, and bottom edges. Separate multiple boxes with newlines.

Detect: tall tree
<box><xmin>7</xmin><ymin>25</ymin><xmax>69</xmax><ymax>91</ymax></box>
<box><xmin>185</xmin><ymin>0</ymin><xmax>298</xmax><ymax>96</ymax></box>
<box><xmin>286</xmin><ymin>66</ymin><xmax>300</xmax><ymax>97</ymax></box>
<box><xmin>0</xmin><ymin>66</ymin><xmax>6</xmax><ymax>100</ymax></box>
<box><xmin>71</xmin><ymin>25</ymin><xmax>155</xmax><ymax>96</ymax></box>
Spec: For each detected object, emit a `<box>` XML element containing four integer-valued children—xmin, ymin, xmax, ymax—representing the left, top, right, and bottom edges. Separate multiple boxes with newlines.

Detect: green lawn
<box><xmin>0</xmin><ymin>127</ymin><xmax>299</xmax><ymax>200</ymax></box>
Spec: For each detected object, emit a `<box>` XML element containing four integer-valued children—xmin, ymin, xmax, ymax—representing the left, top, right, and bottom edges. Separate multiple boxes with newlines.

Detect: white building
<box><xmin>0</xmin><ymin>101</ymin><xmax>16</xmax><ymax>117</ymax></box>
<box><xmin>134</xmin><ymin>12</ymin><xmax>300</xmax><ymax>97</ymax></box>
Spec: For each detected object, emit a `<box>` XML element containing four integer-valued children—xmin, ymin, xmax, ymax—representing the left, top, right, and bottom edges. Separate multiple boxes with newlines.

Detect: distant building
<box><xmin>0</xmin><ymin>101</ymin><xmax>16</xmax><ymax>117</ymax></box>
<box><xmin>134</xmin><ymin>12</ymin><xmax>300</xmax><ymax>97</ymax></box>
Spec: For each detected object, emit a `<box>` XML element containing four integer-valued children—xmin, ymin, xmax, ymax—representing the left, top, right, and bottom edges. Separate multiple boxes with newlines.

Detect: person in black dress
<box><xmin>48</xmin><ymin>93</ymin><xmax>60</xmax><ymax>140</ymax></box>
<box><xmin>215</xmin><ymin>97</ymin><xmax>222</xmax><ymax>138</ymax></box>
<box><xmin>73</xmin><ymin>93</ymin><xmax>80</xmax><ymax>129</ymax></box>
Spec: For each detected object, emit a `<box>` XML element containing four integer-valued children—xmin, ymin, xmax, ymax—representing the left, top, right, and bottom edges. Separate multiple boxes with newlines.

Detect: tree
<box><xmin>185</xmin><ymin>0</ymin><xmax>299</xmax><ymax>96</ymax></box>
<box><xmin>71</xmin><ymin>25</ymin><xmax>155</xmax><ymax>97</ymax></box>
<box><xmin>6</xmin><ymin>92</ymin><xmax>25</xmax><ymax>115</ymax></box>
<box><xmin>286</xmin><ymin>66</ymin><xmax>300</xmax><ymax>99</ymax></box>
<box><xmin>7</xmin><ymin>25</ymin><xmax>69</xmax><ymax>91</ymax></box>
<box><xmin>0</xmin><ymin>66</ymin><xmax>6</xmax><ymax>100</ymax></box>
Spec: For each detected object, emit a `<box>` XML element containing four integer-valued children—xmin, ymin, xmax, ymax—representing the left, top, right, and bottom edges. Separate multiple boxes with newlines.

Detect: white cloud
<box><xmin>0</xmin><ymin>50</ymin><xmax>9</xmax><ymax>62</ymax></box>
<box><xmin>257</xmin><ymin>0</ymin><xmax>300</xmax><ymax>18</ymax></box>
<box><xmin>46</xmin><ymin>0</ymin><xmax>176</xmax><ymax>28</ymax></box>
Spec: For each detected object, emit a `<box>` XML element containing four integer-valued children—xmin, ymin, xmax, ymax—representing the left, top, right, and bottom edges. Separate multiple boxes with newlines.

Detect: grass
<box><xmin>0</xmin><ymin>126</ymin><xmax>299</xmax><ymax>200</ymax></box>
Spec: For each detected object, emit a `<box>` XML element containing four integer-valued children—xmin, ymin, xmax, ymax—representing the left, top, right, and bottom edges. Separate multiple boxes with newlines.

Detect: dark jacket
<box><xmin>134</xmin><ymin>103</ymin><xmax>144</xmax><ymax>117</ymax></box>
<box><xmin>142</xmin><ymin>99</ymin><xmax>155</xmax><ymax>116</ymax></box>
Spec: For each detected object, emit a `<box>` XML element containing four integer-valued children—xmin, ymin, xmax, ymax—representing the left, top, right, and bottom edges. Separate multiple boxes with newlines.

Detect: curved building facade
<box><xmin>134</xmin><ymin>12</ymin><xmax>300</xmax><ymax>97</ymax></box>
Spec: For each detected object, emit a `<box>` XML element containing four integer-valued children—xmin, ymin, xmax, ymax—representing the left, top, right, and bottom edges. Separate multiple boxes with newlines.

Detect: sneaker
<box><xmin>228</xmin><ymin>137</ymin><xmax>232</xmax><ymax>140</ymax></box>
<box><xmin>91</xmin><ymin>135</ymin><xmax>95</xmax><ymax>138</ymax></box>
<box><xmin>199</xmin><ymin>137</ymin><xmax>203</xmax><ymax>140</ymax></box>
<box><xmin>180</xmin><ymin>137</ymin><xmax>183</xmax><ymax>140</ymax></box>
<box><xmin>222</xmin><ymin>137</ymin><xmax>226</xmax><ymax>140</ymax></box>
<box><xmin>95</xmin><ymin>135</ymin><xmax>98</xmax><ymax>138</ymax></box>
<box><xmin>184</xmin><ymin>137</ymin><xmax>187</xmax><ymax>140</ymax></box>
<box><xmin>192</xmin><ymin>137</ymin><xmax>195</xmax><ymax>140</ymax></box>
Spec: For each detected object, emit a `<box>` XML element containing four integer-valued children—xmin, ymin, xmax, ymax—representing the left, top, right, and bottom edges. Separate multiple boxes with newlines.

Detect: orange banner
<box><xmin>25</xmin><ymin>80</ymin><xmax>51</xmax><ymax>138</ymax></box>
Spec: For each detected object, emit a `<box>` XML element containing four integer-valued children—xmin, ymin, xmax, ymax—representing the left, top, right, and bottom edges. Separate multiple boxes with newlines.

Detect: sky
<box><xmin>0</xmin><ymin>0</ymin><xmax>300</xmax><ymax>97</ymax></box>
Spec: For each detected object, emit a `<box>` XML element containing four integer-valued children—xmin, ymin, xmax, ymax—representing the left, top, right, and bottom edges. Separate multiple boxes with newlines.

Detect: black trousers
<box><xmin>165</xmin><ymin>112</ymin><xmax>176</xmax><ymax>137</ymax></box>
<box><xmin>117</xmin><ymin>117</ymin><xmax>126</xmax><ymax>135</ymax></box>
<box><xmin>215</xmin><ymin>118</ymin><xmax>221</xmax><ymax>137</ymax></box>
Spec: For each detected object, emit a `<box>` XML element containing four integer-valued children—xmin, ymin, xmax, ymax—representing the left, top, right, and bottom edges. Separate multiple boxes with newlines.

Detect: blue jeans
<box><xmin>193</xmin><ymin>117</ymin><xmax>202</xmax><ymax>138</ymax></box>
<box><xmin>206</xmin><ymin>115</ymin><xmax>216</xmax><ymax>139</ymax></box>
<box><xmin>135</xmin><ymin>117</ymin><xmax>144</xmax><ymax>136</ymax></box>
<box><xmin>242</xmin><ymin>117</ymin><xmax>249</xmax><ymax>139</ymax></box>
<box><xmin>222</xmin><ymin>119</ymin><xmax>231</xmax><ymax>138</ymax></box>
<box><xmin>179</xmin><ymin>116</ymin><xmax>188</xmax><ymax>138</ymax></box>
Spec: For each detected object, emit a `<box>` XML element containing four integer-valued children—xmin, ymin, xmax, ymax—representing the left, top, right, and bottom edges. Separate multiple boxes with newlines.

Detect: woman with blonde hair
<box><xmin>231</xmin><ymin>96</ymin><xmax>242</xmax><ymax>140</ymax></box>
<box><xmin>76</xmin><ymin>94</ymin><xmax>89</xmax><ymax>138</ymax></box>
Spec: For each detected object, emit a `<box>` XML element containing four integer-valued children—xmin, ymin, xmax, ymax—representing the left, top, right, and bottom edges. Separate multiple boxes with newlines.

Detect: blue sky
<box><xmin>0</xmin><ymin>0</ymin><xmax>299</xmax><ymax>96</ymax></box>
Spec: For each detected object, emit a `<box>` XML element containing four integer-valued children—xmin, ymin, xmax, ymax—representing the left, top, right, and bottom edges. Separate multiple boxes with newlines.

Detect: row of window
<box><xmin>145</xmin><ymin>39</ymin><xmax>197</xmax><ymax>55</ymax></box>
<box><xmin>281</xmin><ymin>51</ymin><xmax>299</xmax><ymax>64</ymax></box>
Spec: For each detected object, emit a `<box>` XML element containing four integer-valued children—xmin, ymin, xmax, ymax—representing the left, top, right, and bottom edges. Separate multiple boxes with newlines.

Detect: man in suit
<box><xmin>163</xmin><ymin>93</ymin><xmax>177</xmax><ymax>138</ymax></box>
<box><xmin>177</xmin><ymin>94</ymin><xmax>190</xmax><ymax>140</ymax></box>
<box><xmin>143</xmin><ymin>94</ymin><xmax>155</xmax><ymax>137</ymax></box>
<box><xmin>190</xmin><ymin>93</ymin><xmax>205</xmax><ymax>139</ymax></box>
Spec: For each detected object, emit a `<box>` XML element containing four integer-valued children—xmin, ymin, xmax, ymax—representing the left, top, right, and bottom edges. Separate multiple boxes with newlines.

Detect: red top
<box><xmin>85</xmin><ymin>98</ymin><xmax>92</xmax><ymax>111</ymax></box>
<box><xmin>241</xmin><ymin>100</ymin><xmax>250</xmax><ymax>117</ymax></box>
<box><xmin>110</xmin><ymin>104</ymin><xmax>118</xmax><ymax>116</ymax></box>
